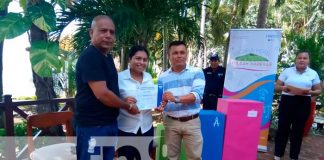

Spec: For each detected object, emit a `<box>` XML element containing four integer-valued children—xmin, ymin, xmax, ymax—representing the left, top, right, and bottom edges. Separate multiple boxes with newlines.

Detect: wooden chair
<box><xmin>27</xmin><ymin>111</ymin><xmax>76</xmax><ymax>160</ymax></box>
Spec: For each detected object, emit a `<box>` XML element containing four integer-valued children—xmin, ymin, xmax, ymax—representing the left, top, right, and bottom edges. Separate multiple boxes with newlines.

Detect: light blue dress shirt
<box><xmin>158</xmin><ymin>65</ymin><xmax>205</xmax><ymax>118</ymax></box>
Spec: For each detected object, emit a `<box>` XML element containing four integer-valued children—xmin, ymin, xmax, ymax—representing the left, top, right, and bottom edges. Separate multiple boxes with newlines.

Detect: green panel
<box><xmin>155</xmin><ymin>123</ymin><xmax>167</xmax><ymax>160</ymax></box>
<box><xmin>180</xmin><ymin>143</ymin><xmax>187</xmax><ymax>160</ymax></box>
<box><xmin>155</xmin><ymin>123</ymin><xmax>187</xmax><ymax>160</ymax></box>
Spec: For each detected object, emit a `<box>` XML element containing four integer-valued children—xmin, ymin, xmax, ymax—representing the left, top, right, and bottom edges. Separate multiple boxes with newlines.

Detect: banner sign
<box><xmin>223</xmin><ymin>29</ymin><xmax>282</xmax><ymax>151</ymax></box>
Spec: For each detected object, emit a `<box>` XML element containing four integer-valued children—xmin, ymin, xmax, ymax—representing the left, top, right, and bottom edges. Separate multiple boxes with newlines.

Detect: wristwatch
<box><xmin>174</xmin><ymin>96</ymin><xmax>180</xmax><ymax>103</ymax></box>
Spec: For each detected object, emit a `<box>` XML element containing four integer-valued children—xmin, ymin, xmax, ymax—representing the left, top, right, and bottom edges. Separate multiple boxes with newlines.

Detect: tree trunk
<box><xmin>0</xmin><ymin>9</ymin><xmax>7</xmax><ymax>128</ymax></box>
<box><xmin>30</xmin><ymin>24</ymin><xmax>58</xmax><ymax>114</ymax></box>
<box><xmin>198</xmin><ymin>0</ymin><xmax>207</xmax><ymax>68</ymax></box>
<box><xmin>30</xmin><ymin>23</ymin><xmax>63</xmax><ymax>136</ymax></box>
<box><xmin>256</xmin><ymin>0</ymin><xmax>269</xmax><ymax>28</ymax></box>
<box><xmin>120</xmin><ymin>47</ymin><xmax>129</xmax><ymax>71</ymax></box>
<box><xmin>203</xmin><ymin>39</ymin><xmax>207</xmax><ymax>68</ymax></box>
<box><xmin>224</xmin><ymin>36</ymin><xmax>230</xmax><ymax>68</ymax></box>
<box><xmin>162</xmin><ymin>26</ymin><xmax>169</xmax><ymax>71</ymax></box>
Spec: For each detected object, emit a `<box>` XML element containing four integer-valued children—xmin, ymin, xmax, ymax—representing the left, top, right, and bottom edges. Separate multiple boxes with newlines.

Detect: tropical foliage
<box><xmin>60</xmin><ymin>0</ymin><xmax>202</xmax><ymax>72</ymax></box>
<box><xmin>0</xmin><ymin>0</ymin><xmax>72</xmax><ymax>77</ymax></box>
<box><xmin>0</xmin><ymin>0</ymin><xmax>322</xmax><ymax>98</ymax></box>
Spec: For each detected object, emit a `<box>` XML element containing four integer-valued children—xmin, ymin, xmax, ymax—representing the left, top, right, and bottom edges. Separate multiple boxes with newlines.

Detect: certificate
<box><xmin>136</xmin><ymin>85</ymin><xmax>158</xmax><ymax>110</ymax></box>
<box><xmin>286</xmin><ymin>85</ymin><xmax>310</xmax><ymax>95</ymax></box>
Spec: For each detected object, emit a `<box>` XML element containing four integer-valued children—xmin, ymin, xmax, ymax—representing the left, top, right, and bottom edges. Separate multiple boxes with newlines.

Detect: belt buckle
<box><xmin>168</xmin><ymin>114</ymin><xmax>198</xmax><ymax>122</ymax></box>
<box><xmin>180</xmin><ymin>114</ymin><xmax>195</xmax><ymax>122</ymax></box>
<box><xmin>179</xmin><ymin>117</ymin><xmax>187</xmax><ymax>122</ymax></box>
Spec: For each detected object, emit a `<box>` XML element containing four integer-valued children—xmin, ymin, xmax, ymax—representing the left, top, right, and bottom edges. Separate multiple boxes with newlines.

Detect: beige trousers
<box><xmin>163</xmin><ymin>116</ymin><xmax>203</xmax><ymax>160</ymax></box>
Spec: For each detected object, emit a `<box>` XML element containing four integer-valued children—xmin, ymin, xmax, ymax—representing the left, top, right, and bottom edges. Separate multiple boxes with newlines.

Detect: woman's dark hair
<box><xmin>129</xmin><ymin>45</ymin><xmax>149</xmax><ymax>59</ymax></box>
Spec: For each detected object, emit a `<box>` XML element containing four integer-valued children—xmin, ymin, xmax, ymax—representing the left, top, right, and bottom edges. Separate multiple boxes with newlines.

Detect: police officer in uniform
<box><xmin>203</xmin><ymin>53</ymin><xmax>226</xmax><ymax>110</ymax></box>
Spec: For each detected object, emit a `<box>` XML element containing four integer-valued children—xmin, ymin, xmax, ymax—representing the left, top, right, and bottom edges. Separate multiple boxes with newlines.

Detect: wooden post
<box><xmin>4</xmin><ymin>95</ymin><xmax>14</xmax><ymax>136</ymax></box>
<box><xmin>4</xmin><ymin>95</ymin><xmax>16</xmax><ymax>159</ymax></box>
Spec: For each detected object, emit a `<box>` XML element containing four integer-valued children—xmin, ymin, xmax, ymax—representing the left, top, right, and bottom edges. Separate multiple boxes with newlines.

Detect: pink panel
<box><xmin>217</xmin><ymin>98</ymin><xmax>264</xmax><ymax>160</ymax></box>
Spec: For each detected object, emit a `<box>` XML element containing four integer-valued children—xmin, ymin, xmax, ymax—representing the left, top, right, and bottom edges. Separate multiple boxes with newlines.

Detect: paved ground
<box><xmin>257</xmin><ymin>133</ymin><xmax>324</xmax><ymax>160</ymax></box>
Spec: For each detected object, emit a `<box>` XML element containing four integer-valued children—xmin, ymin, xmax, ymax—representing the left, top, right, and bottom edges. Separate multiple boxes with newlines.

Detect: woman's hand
<box><xmin>282</xmin><ymin>86</ymin><xmax>289</xmax><ymax>92</ymax></box>
<box><xmin>155</xmin><ymin>101</ymin><xmax>167</xmax><ymax>112</ymax></box>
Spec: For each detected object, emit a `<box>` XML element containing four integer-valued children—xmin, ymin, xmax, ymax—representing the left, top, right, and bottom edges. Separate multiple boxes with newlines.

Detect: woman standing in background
<box><xmin>274</xmin><ymin>51</ymin><xmax>322</xmax><ymax>160</ymax></box>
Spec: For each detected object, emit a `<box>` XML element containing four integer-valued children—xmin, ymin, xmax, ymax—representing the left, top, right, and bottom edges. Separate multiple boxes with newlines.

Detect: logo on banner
<box><xmin>230</xmin><ymin>53</ymin><xmax>272</xmax><ymax>71</ymax></box>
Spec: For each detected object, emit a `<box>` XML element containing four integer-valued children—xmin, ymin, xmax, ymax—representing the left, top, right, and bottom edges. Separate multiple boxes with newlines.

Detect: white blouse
<box><xmin>279</xmin><ymin>66</ymin><xmax>320</xmax><ymax>96</ymax></box>
<box><xmin>117</xmin><ymin>69</ymin><xmax>154</xmax><ymax>134</ymax></box>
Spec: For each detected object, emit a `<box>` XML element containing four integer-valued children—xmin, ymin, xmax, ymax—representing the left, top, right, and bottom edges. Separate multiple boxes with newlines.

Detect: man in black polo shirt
<box><xmin>75</xmin><ymin>15</ymin><xmax>139</xmax><ymax>160</ymax></box>
<box><xmin>202</xmin><ymin>53</ymin><xmax>226</xmax><ymax>110</ymax></box>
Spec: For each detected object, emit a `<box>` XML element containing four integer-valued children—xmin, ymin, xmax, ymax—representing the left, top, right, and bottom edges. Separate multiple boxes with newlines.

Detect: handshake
<box><xmin>124</xmin><ymin>97</ymin><xmax>140</xmax><ymax>115</ymax></box>
<box><xmin>155</xmin><ymin>92</ymin><xmax>178</xmax><ymax>112</ymax></box>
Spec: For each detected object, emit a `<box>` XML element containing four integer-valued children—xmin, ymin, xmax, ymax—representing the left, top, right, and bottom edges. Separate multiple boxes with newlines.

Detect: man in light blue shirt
<box><xmin>157</xmin><ymin>40</ymin><xmax>205</xmax><ymax>160</ymax></box>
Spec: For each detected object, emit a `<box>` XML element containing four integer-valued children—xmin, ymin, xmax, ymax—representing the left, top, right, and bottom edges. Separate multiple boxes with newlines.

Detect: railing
<box><xmin>0</xmin><ymin>94</ymin><xmax>75</xmax><ymax>160</ymax></box>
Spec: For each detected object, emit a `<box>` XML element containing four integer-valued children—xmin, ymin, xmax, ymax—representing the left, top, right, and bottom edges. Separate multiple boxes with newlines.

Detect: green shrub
<box><xmin>14</xmin><ymin>121</ymin><xmax>28</xmax><ymax>136</ymax></box>
<box><xmin>15</xmin><ymin>96</ymin><xmax>37</xmax><ymax>100</ymax></box>
<box><xmin>0</xmin><ymin>128</ymin><xmax>5</xmax><ymax>136</ymax></box>
<box><xmin>0</xmin><ymin>121</ymin><xmax>39</xmax><ymax>137</ymax></box>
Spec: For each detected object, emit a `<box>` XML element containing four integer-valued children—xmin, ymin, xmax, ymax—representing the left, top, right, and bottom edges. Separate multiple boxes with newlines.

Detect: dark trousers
<box><xmin>117</xmin><ymin>127</ymin><xmax>154</xmax><ymax>160</ymax></box>
<box><xmin>76</xmin><ymin>123</ymin><xmax>118</xmax><ymax>160</ymax></box>
<box><xmin>274</xmin><ymin>95</ymin><xmax>311</xmax><ymax>159</ymax></box>
<box><xmin>202</xmin><ymin>94</ymin><xmax>219</xmax><ymax>110</ymax></box>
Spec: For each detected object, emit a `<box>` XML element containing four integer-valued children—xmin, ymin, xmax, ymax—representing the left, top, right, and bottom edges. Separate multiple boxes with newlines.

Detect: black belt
<box><xmin>167</xmin><ymin>113</ymin><xmax>199</xmax><ymax>122</ymax></box>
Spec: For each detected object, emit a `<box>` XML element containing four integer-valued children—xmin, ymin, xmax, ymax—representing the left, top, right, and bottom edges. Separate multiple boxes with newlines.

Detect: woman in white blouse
<box><xmin>274</xmin><ymin>51</ymin><xmax>322</xmax><ymax>160</ymax></box>
<box><xmin>117</xmin><ymin>45</ymin><xmax>154</xmax><ymax>159</ymax></box>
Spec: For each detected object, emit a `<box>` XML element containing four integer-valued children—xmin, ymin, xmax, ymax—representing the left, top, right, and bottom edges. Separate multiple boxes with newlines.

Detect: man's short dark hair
<box><xmin>168</xmin><ymin>41</ymin><xmax>187</xmax><ymax>51</ymax></box>
<box><xmin>296</xmin><ymin>50</ymin><xmax>310</xmax><ymax>57</ymax></box>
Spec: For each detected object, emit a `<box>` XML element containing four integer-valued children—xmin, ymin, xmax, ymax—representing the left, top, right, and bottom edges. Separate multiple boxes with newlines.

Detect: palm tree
<box><xmin>274</xmin><ymin>0</ymin><xmax>323</xmax><ymax>36</ymax></box>
<box><xmin>198</xmin><ymin>0</ymin><xmax>207</xmax><ymax>68</ymax></box>
<box><xmin>63</xmin><ymin>0</ymin><xmax>201</xmax><ymax>71</ymax></box>
<box><xmin>208</xmin><ymin>0</ymin><xmax>251</xmax><ymax>64</ymax></box>
<box><xmin>256</xmin><ymin>0</ymin><xmax>269</xmax><ymax>28</ymax></box>
<box><xmin>273</xmin><ymin>0</ymin><xmax>323</xmax><ymax>65</ymax></box>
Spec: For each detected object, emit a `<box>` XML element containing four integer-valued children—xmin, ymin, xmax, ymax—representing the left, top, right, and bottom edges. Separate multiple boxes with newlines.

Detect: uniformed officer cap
<box><xmin>209</xmin><ymin>53</ymin><xmax>219</xmax><ymax>61</ymax></box>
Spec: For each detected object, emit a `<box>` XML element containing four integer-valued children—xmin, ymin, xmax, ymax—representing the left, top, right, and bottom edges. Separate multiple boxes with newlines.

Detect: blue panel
<box><xmin>199</xmin><ymin>110</ymin><xmax>225</xmax><ymax>160</ymax></box>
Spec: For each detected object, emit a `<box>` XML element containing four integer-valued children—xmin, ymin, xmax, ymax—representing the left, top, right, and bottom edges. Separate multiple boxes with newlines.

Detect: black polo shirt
<box><xmin>75</xmin><ymin>45</ymin><xmax>119</xmax><ymax>126</ymax></box>
<box><xmin>203</xmin><ymin>66</ymin><xmax>226</xmax><ymax>96</ymax></box>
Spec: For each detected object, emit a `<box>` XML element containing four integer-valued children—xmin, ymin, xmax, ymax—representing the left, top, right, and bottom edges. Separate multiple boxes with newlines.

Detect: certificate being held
<box><xmin>286</xmin><ymin>85</ymin><xmax>310</xmax><ymax>95</ymax></box>
<box><xmin>136</xmin><ymin>85</ymin><xmax>158</xmax><ymax>110</ymax></box>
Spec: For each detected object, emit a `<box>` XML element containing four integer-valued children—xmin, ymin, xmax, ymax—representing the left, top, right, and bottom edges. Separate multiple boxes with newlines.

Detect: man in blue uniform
<box><xmin>202</xmin><ymin>53</ymin><xmax>226</xmax><ymax>110</ymax></box>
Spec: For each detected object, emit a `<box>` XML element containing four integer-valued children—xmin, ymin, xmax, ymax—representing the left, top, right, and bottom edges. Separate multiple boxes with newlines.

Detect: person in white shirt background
<box><xmin>274</xmin><ymin>51</ymin><xmax>322</xmax><ymax>160</ymax></box>
<box><xmin>117</xmin><ymin>45</ymin><xmax>154</xmax><ymax>159</ymax></box>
